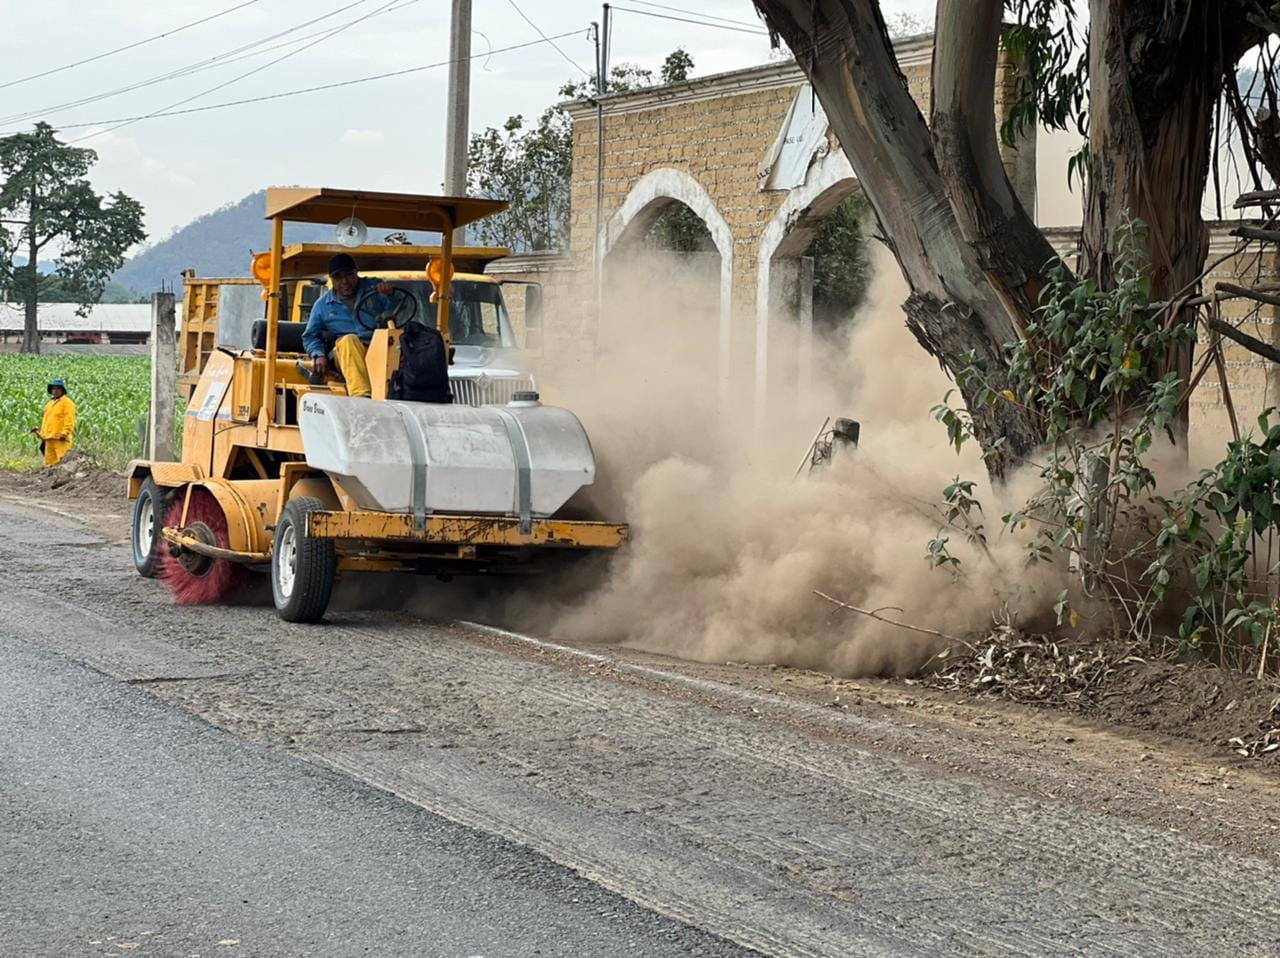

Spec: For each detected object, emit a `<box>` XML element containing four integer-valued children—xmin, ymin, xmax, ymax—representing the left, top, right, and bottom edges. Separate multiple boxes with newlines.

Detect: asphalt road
<box><xmin>3</xmin><ymin>492</ymin><xmax>1280</xmax><ymax>957</ymax></box>
<box><xmin>0</xmin><ymin>637</ymin><xmax>754</xmax><ymax>958</ymax></box>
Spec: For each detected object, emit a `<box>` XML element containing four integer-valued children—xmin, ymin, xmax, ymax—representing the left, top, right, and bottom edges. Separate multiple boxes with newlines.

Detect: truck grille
<box><xmin>451</xmin><ymin>377</ymin><xmax>536</xmax><ymax>407</ymax></box>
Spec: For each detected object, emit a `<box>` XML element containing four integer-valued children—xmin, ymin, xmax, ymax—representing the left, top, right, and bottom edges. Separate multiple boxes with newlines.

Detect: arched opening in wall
<box><xmin>601</xmin><ymin>197</ymin><xmax>723</xmax><ymax>374</ymax></box>
<box><xmin>756</xmin><ymin>178</ymin><xmax>870</xmax><ymax>426</ymax></box>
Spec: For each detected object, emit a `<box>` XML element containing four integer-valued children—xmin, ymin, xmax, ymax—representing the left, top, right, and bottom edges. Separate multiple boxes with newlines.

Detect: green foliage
<box><xmin>1008</xmin><ymin>217</ymin><xmax>1191</xmax><ymax>440</ymax></box>
<box><xmin>0</xmin><ymin>354</ymin><xmax>167</xmax><ymax>470</ymax></box>
<box><xmin>661</xmin><ymin>49</ymin><xmax>694</xmax><ymax>84</ymax></box>
<box><xmin>467</xmin><ymin>108</ymin><xmax>572</xmax><ymax>253</ymax></box>
<box><xmin>926</xmin><ymin>477</ymin><xmax>988</xmax><ymax>573</ymax></box>
<box><xmin>642</xmin><ymin>191</ymin><xmax>872</xmax><ymax>325</ymax></box>
<box><xmin>1000</xmin><ymin>2</ymin><xmax>1086</xmax><ymax>138</ymax></box>
<box><xmin>1153</xmin><ymin>414</ymin><xmax>1280</xmax><ymax>659</ymax></box>
<box><xmin>0</xmin><ymin>123</ymin><xmax>146</xmax><ymax>337</ymax></box>
<box><xmin>646</xmin><ymin>203</ymin><xmax>713</xmax><ymax>252</ymax></box>
<box><xmin>809</xmin><ymin>193</ymin><xmax>872</xmax><ymax>329</ymax></box>
<box><xmin>559</xmin><ymin>62</ymin><xmax>659</xmax><ymax>99</ymax></box>
<box><xmin>927</xmin><ymin>216</ymin><xmax>1280</xmax><ymax>674</ymax></box>
<box><xmin>999</xmin><ymin>1</ymin><xmax>1088</xmax><ymax>184</ymax></box>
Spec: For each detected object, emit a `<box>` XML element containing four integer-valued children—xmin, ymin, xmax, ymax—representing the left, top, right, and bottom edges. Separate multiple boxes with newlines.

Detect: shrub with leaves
<box><xmin>1152</xmin><ymin>416</ymin><xmax>1280</xmax><ymax>668</ymax></box>
<box><xmin>928</xmin><ymin>218</ymin><xmax>1280</xmax><ymax>676</ymax></box>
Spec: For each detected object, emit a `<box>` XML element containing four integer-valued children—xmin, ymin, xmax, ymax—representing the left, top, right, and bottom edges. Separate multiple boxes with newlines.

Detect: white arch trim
<box><xmin>603</xmin><ymin>168</ymin><xmax>735</xmax><ymax>398</ymax></box>
<box><xmin>754</xmin><ymin>149</ymin><xmax>857</xmax><ymax>426</ymax></box>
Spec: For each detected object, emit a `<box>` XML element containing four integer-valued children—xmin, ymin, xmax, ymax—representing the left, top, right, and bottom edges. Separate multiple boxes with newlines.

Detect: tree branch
<box><xmin>813</xmin><ymin>589</ymin><xmax>969</xmax><ymax>647</ymax></box>
<box><xmin>1216</xmin><ymin>281</ymin><xmax>1280</xmax><ymax>308</ymax></box>
<box><xmin>33</xmin><ymin>228</ymin><xmax>63</xmax><ymax>253</ymax></box>
<box><xmin>1207</xmin><ymin>315</ymin><xmax>1280</xmax><ymax>365</ymax></box>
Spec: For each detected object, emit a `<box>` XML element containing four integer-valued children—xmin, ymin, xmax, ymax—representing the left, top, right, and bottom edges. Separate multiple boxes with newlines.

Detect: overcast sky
<box><xmin>0</xmin><ymin>0</ymin><xmax>936</xmax><ymax>249</ymax></box>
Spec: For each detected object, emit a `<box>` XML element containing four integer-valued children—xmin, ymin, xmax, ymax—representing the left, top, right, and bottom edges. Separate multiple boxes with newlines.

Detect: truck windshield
<box><xmin>409</xmin><ymin>279</ymin><xmax>513</xmax><ymax>348</ymax></box>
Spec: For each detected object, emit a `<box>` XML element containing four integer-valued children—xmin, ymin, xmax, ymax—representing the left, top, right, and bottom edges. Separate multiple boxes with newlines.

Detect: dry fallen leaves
<box><xmin>923</xmin><ymin>626</ymin><xmax>1118</xmax><ymax>709</ymax></box>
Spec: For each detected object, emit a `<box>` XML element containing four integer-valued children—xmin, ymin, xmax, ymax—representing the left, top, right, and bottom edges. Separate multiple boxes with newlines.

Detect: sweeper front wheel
<box><xmin>272</xmin><ymin>497</ymin><xmax>336</xmax><ymax>624</ymax></box>
<box><xmin>131</xmin><ymin>477</ymin><xmax>165</xmax><ymax>578</ymax></box>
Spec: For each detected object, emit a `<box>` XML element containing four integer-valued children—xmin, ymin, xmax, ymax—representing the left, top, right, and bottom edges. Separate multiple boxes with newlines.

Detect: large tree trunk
<box><xmin>1082</xmin><ymin>1</ymin><xmax>1261</xmax><ymax>434</ymax></box>
<box><xmin>22</xmin><ymin>197</ymin><xmax>38</xmax><ymax>354</ymax></box>
<box><xmin>753</xmin><ymin>0</ymin><xmax>1046</xmax><ymax>477</ymax></box>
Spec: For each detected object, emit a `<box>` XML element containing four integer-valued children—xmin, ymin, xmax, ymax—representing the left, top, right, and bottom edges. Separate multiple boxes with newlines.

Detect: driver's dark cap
<box><xmin>327</xmin><ymin>253</ymin><xmax>357</xmax><ymax>276</ymax></box>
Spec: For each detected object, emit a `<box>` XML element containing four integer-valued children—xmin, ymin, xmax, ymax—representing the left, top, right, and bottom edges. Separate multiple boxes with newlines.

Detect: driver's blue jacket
<box><xmin>303</xmin><ymin>277</ymin><xmax>393</xmax><ymax>357</ymax></box>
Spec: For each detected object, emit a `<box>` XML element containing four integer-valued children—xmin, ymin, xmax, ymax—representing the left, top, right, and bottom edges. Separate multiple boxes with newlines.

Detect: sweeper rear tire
<box><xmin>272</xmin><ymin>497</ymin><xmax>336</xmax><ymax>623</ymax></box>
<box><xmin>132</xmin><ymin>477</ymin><xmax>165</xmax><ymax>578</ymax></box>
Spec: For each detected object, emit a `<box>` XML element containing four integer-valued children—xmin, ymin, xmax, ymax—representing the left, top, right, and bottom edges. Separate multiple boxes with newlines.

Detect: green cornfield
<box><xmin>0</xmin><ymin>354</ymin><xmax>181</xmax><ymax>471</ymax></box>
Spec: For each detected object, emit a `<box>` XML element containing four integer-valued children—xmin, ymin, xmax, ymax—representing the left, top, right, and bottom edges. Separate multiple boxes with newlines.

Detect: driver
<box><xmin>303</xmin><ymin>252</ymin><xmax>395</xmax><ymax>398</ymax></box>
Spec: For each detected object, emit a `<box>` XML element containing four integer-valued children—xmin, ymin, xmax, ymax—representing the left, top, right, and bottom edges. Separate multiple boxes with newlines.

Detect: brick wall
<box><xmin>1192</xmin><ymin>235</ymin><xmax>1280</xmax><ymax>455</ymax></box>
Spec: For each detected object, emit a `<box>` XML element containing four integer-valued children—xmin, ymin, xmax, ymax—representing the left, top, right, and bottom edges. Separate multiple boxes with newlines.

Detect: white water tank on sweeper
<box><xmin>297</xmin><ymin>393</ymin><xmax>595</xmax><ymax>518</ymax></box>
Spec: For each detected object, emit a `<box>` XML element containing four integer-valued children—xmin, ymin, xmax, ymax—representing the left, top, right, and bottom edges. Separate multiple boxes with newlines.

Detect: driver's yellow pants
<box><xmin>333</xmin><ymin>334</ymin><xmax>372</xmax><ymax>398</ymax></box>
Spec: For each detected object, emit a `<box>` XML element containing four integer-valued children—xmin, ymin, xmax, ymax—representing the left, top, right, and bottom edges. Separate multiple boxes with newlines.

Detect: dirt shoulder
<box><xmin>4</xmin><ymin>467</ymin><xmax>1280</xmax><ymax>860</ymax></box>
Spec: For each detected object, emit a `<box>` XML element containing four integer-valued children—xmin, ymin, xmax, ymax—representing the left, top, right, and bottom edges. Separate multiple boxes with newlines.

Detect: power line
<box><xmin>70</xmin><ymin>0</ymin><xmax>410</xmax><ymax>144</ymax></box>
<box><xmin>0</xmin><ymin>30</ymin><xmax>587</xmax><ymax>137</ymax></box>
<box><xmin>504</xmin><ymin>0</ymin><xmax>592</xmax><ymax>77</ymax></box>
<box><xmin>0</xmin><ymin>0</ymin><xmax>399</xmax><ymax>128</ymax></box>
<box><xmin>625</xmin><ymin>0</ymin><xmax>765</xmax><ymax>31</ymax></box>
<box><xmin>609</xmin><ymin>5</ymin><xmax>770</xmax><ymax>37</ymax></box>
<box><xmin>0</xmin><ymin>0</ymin><xmax>263</xmax><ymax>92</ymax></box>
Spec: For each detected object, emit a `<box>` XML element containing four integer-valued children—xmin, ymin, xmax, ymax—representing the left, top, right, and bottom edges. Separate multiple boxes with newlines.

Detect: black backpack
<box><xmin>390</xmin><ymin>322</ymin><xmax>452</xmax><ymax>404</ymax></box>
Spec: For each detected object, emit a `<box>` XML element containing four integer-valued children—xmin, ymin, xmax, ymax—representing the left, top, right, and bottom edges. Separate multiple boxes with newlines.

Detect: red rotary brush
<box><xmin>159</xmin><ymin>489</ymin><xmax>249</xmax><ymax>605</ymax></box>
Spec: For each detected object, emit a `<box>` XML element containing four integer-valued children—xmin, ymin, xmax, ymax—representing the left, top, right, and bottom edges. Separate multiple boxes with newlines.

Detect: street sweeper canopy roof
<box><xmin>264</xmin><ymin>188</ymin><xmax>509</xmax><ymax>233</ymax></box>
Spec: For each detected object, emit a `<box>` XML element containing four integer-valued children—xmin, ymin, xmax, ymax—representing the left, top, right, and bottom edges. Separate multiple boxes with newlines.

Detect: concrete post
<box><xmin>796</xmin><ymin>255</ymin><xmax>814</xmax><ymax>412</ymax></box>
<box><xmin>148</xmin><ymin>292</ymin><xmax>177</xmax><ymax>462</ymax></box>
<box><xmin>756</xmin><ymin>257</ymin><xmax>794</xmax><ymax>430</ymax></box>
<box><xmin>444</xmin><ymin>0</ymin><xmax>472</xmax><ymax>245</ymax></box>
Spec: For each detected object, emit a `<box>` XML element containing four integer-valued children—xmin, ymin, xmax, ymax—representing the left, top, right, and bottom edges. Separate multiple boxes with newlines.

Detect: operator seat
<box><xmin>250</xmin><ymin>320</ymin><xmax>308</xmax><ymax>353</ymax></box>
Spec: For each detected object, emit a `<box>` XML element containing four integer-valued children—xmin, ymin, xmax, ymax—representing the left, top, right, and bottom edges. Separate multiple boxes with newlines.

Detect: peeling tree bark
<box><xmin>1082</xmin><ymin>1</ymin><xmax>1263</xmax><ymax>438</ymax></box>
<box><xmin>930</xmin><ymin>0</ymin><xmax>1060</xmax><ymax>327</ymax></box>
<box><xmin>751</xmin><ymin>0</ymin><xmax>1044</xmax><ymax>477</ymax></box>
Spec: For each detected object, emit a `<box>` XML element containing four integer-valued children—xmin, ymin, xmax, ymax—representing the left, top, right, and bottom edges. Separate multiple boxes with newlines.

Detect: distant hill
<box><xmin>114</xmin><ymin>190</ymin><xmax>445</xmax><ymax>295</ymax></box>
<box><xmin>8</xmin><ymin>257</ymin><xmax>143</xmax><ymax>303</ymax></box>
<box><xmin>114</xmin><ymin>191</ymin><xmax>325</xmax><ymax>295</ymax></box>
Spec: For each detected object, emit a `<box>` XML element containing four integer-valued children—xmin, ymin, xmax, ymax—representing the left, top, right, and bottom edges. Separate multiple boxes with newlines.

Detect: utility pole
<box><xmin>592</xmin><ymin>5</ymin><xmax>611</xmax><ymax>339</ymax></box>
<box><xmin>444</xmin><ymin>0</ymin><xmax>472</xmax><ymax>246</ymax></box>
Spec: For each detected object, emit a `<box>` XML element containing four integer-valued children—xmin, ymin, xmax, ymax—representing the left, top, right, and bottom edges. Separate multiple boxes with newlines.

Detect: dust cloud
<box><xmin>500</xmin><ymin>245</ymin><xmax>1066</xmax><ymax>678</ymax></box>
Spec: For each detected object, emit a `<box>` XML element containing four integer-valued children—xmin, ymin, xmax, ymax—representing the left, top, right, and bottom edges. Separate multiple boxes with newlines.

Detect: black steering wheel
<box><xmin>355</xmin><ymin>286</ymin><xmax>418</xmax><ymax>330</ymax></box>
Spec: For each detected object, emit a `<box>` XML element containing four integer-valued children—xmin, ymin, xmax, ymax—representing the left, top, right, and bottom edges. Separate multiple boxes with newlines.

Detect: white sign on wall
<box><xmin>758</xmin><ymin>85</ymin><xmax>831</xmax><ymax>192</ymax></box>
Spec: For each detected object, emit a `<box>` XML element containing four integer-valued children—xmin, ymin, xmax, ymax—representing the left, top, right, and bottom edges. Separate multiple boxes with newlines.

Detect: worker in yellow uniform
<box><xmin>31</xmin><ymin>378</ymin><xmax>77</xmax><ymax>467</ymax></box>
